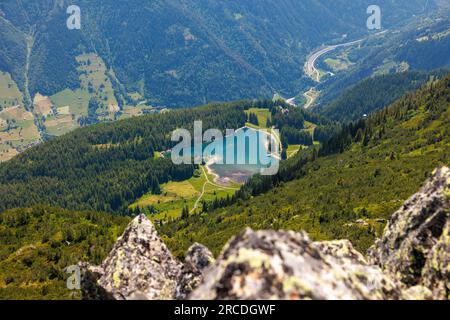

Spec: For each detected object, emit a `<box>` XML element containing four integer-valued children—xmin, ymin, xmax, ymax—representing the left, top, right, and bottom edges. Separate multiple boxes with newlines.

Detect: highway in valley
<box><xmin>300</xmin><ymin>31</ymin><xmax>387</xmax><ymax>109</ymax></box>
<box><xmin>303</xmin><ymin>38</ymin><xmax>365</xmax><ymax>82</ymax></box>
<box><xmin>294</xmin><ymin>39</ymin><xmax>364</xmax><ymax>109</ymax></box>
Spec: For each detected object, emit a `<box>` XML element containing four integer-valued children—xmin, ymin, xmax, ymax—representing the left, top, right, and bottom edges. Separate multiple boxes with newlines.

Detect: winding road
<box><xmin>300</xmin><ymin>31</ymin><xmax>388</xmax><ymax>109</ymax></box>
<box><xmin>303</xmin><ymin>88</ymin><xmax>319</xmax><ymax>109</ymax></box>
<box><xmin>190</xmin><ymin>165</ymin><xmax>239</xmax><ymax>214</ymax></box>
<box><xmin>304</xmin><ymin>38</ymin><xmax>365</xmax><ymax>83</ymax></box>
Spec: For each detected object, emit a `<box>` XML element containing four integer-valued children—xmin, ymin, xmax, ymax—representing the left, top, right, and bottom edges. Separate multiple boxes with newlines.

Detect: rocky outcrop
<box><xmin>368</xmin><ymin>167</ymin><xmax>450</xmax><ymax>299</ymax></box>
<box><xmin>175</xmin><ymin>243</ymin><xmax>215</xmax><ymax>299</ymax></box>
<box><xmin>82</xmin><ymin>214</ymin><xmax>181</xmax><ymax>300</ymax></box>
<box><xmin>78</xmin><ymin>263</ymin><xmax>115</xmax><ymax>300</ymax></box>
<box><xmin>189</xmin><ymin>229</ymin><xmax>401</xmax><ymax>300</ymax></box>
<box><xmin>80</xmin><ymin>167</ymin><xmax>449</xmax><ymax>300</ymax></box>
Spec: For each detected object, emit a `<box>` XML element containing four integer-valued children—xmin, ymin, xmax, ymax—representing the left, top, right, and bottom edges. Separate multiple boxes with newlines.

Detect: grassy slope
<box><xmin>47</xmin><ymin>53</ymin><xmax>120</xmax><ymax>136</ymax></box>
<box><xmin>132</xmin><ymin>166</ymin><xmax>238</xmax><ymax>220</ymax></box>
<box><xmin>0</xmin><ymin>206</ymin><xmax>130</xmax><ymax>300</ymax></box>
<box><xmin>0</xmin><ymin>71</ymin><xmax>23</xmax><ymax>109</ymax></box>
<box><xmin>160</xmin><ymin>77</ymin><xmax>450</xmax><ymax>258</ymax></box>
<box><xmin>245</xmin><ymin>108</ymin><xmax>271</xmax><ymax>129</ymax></box>
<box><xmin>316</xmin><ymin>71</ymin><xmax>441</xmax><ymax>123</ymax></box>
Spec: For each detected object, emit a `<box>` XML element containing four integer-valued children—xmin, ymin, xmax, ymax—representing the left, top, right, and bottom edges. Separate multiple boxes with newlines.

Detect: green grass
<box><xmin>0</xmin><ymin>103</ymin><xmax>40</xmax><ymax>161</ymax></box>
<box><xmin>245</xmin><ymin>108</ymin><xmax>271</xmax><ymax>128</ymax></box>
<box><xmin>51</xmin><ymin>88</ymin><xmax>90</xmax><ymax>117</ymax></box>
<box><xmin>44</xmin><ymin>116</ymin><xmax>78</xmax><ymax>136</ymax></box>
<box><xmin>48</xmin><ymin>53</ymin><xmax>121</xmax><ymax>136</ymax></box>
<box><xmin>0</xmin><ymin>206</ymin><xmax>130</xmax><ymax>300</ymax></box>
<box><xmin>0</xmin><ymin>72</ymin><xmax>36</xmax><ymax>161</ymax></box>
<box><xmin>0</xmin><ymin>72</ymin><xmax>23</xmax><ymax>110</ymax></box>
<box><xmin>304</xmin><ymin>121</ymin><xmax>317</xmax><ymax>136</ymax></box>
<box><xmin>131</xmin><ymin>166</ymin><xmax>237</xmax><ymax>220</ymax></box>
<box><xmin>286</xmin><ymin>145</ymin><xmax>302</xmax><ymax>158</ymax></box>
<box><xmin>51</xmin><ymin>53</ymin><xmax>118</xmax><ymax>118</ymax></box>
<box><xmin>76</xmin><ymin>53</ymin><xmax>118</xmax><ymax>113</ymax></box>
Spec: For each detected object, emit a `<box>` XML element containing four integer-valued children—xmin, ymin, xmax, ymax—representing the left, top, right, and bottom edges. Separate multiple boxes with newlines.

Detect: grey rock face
<box><xmin>314</xmin><ymin>240</ymin><xmax>368</xmax><ymax>265</ymax></box>
<box><xmin>368</xmin><ymin>167</ymin><xmax>450</xmax><ymax>299</ymax></box>
<box><xmin>175</xmin><ymin>243</ymin><xmax>215</xmax><ymax>299</ymax></box>
<box><xmin>82</xmin><ymin>214</ymin><xmax>181</xmax><ymax>300</ymax></box>
<box><xmin>189</xmin><ymin>229</ymin><xmax>401</xmax><ymax>300</ymax></box>
<box><xmin>79</xmin><ymin>262</ymin><xmax>114</xmax><ymax>300</ymax></box>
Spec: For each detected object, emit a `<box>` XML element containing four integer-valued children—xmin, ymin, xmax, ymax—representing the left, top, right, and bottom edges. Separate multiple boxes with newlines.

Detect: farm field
<box><xmin>49</xmin><ymin>53</ymin><xmax>120</xmax><ymax>130</ymax></box>
<box><xmin>0</xmin><ymin>105</ymin><xmax>40</xmax><ymax>162</ymax></box>
<box><xmin>51</xmin><ymin>88</ymin><xmax>90</xmax><ymax>117</ymax></box>
<box><xmin>120</xmin><ymin>104</ymin><xmax>156</xmax><ymax>119</ymax></box>
<box><xmin>33</xmin><ymin>93</ymin><xmax>53</xmax><ymax>117</ymax></box>
<box><xmin>76</xmin><ymin>53</ymin><xmax>119</xmax><ymax>118</ymax></box>
<box><xmin>0</xmin><ymin>73</ymin><xmax>42</xmax><ymax>161</ymax></box>
<box><xmin>0</xmin><ymin>143</ymin><xmax>18</xmax><ymax>162</ymax></box>
<box><xmin>0</xmin><ymin>72</ymin><xmax>23</xmax><ymax>110</ymax></box>
<box><xmin>44</xmin><ymin>114</ymin><xmax>78</xmax><ymax>136</ymax></box>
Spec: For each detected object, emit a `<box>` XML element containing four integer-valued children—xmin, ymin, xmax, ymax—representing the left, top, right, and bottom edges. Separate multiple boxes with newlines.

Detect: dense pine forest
<box><xmin>316</xmin><ymin>70</ymin><xmax>448</xmax><ymax>122</ymax></box>
<box><xmin>0</xmin><ymin>101</ymin><xmax>248</xmax><ymax>213</ymax></box>
<box><xmin>0</xmin><ymin>0</ymin><xmax>431</xmax><ymax>107</ymax></box>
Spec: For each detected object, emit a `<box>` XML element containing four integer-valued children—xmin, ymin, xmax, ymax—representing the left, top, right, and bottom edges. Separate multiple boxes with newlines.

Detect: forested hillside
<box><xmin>159</xmin><ymin>75</ymin><xmax>450</xmax><ymax>258</ymax></box>
<box><xmin>0</xmin><ymin>98</ymin><xmax>333</xmax><ymax>300</ymax></box>
<box><xmin>0</xmin><ymin>0</ymin><xmax>449</xmax><ymax>302</ymax></box>
<box><xmin>0</xmin><ymin>73</ymin><xmax>448</xmax><ymax>302</ymax></box>
<box><xmin>0</xmin><ymin>206</ymin><xmax>130</xmax><ymax>299</ymax></box>
<box><xmin>0</xmin><ymin>101</ymin><xmax>248</xmax><ymax>213</ymax></box>
<box><xmin>0</xmin><ymin>0</ymin><xmax>434</xmax><ymax>107</ymax></box>
<box><xmin>1</xmin><ymin>1</ymin><xmax>448</xmax><ymax>163</ymax></box>
<box><xmin>0</xmin><ymin>99</ymin><xmax>330</xmax><ymax>214</ymax></box>
<box><xmin>318</xmin><ymin>15</ymin><xmax>450</xmax><ymax>104</ymax></box>
<box><xmin>316</xmin><ymin>70</ymin><xmax>448</xmax><ymax>122</ymax></box>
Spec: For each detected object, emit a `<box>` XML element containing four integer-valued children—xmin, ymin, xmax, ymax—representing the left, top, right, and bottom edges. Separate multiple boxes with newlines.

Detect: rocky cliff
<box><xmin>80</xmin><ymin>167</ymin><xmax>450</xmax><ymax>300</ymax></box>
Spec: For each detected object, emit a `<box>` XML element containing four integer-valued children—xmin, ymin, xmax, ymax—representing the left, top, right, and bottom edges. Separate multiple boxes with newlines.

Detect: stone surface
<box><xmin>82</xmin><ymin>214</ymin><xmax>181</xmax><ymax>300</ymax></box>
<box><xmin>175</xmin><ymin>243</ymin><xmax>215</xmax><ymax>299</ymax></box>
<box><xmin>368</xmin><ymin>166</ymin><xmax>450</xmax><ymax>299</ymax></box>
<box><xmin>314</xmin><ymin>239</ymin><xmax>368</xmax><ymax>265</ymax></box>
<box><xmin>79</xmin><ymin>262</ymin><xmax>114</xmax><ymax>300</ymax></box>
<box><xmin>189</xmin><ymin>229</ymin><xmax>401</xmax><ymax>300</ymax></box>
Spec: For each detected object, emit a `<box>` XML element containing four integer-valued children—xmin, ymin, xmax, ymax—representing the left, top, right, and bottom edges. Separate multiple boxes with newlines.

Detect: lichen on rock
<box><xmin>82</xmin><ymin>214</ymin><xmax>181</xmax><ymax>300</ymax></box>
<box><xmin>175</xmin><ymin>243</ymin><xmax>215</xmax><ymax>299</ymax></box>
<box><xmin>368</xmin><ymin>166</ymin><xmax>450</xmax><ymax>299</ymax></box>
<box><xmin>189</xmin><ymin>228</ymin><xmax>402</xmax><ymax>300</ymax></box>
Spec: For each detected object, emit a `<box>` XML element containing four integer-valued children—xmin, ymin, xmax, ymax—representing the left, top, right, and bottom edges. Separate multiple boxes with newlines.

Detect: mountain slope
<box><xmin>315</xmin><ymin>70</ymin><xmax>448</xmax><ymax>122</ymax></box>
<box><xmin>0</xmin><ymin>206</ymin><xmax>130</xmax><ymax>299</ymax></box>
<box><xmin>317</xmin><ymin>14</ymin><xmax>450</xmax><ymax>105</ymax></box>
<box><xmin>0</xmin><ymin>98</ymin><xmax>329</xmax><ymax>214</ymax></box>
<box><xmin>160</xmin><ymin>74</ymin><xmax>450</xmax><ymax>258</ymax></box>
<box><xmin>0</xmin><ymin>0</ymin><xmax>435</xmax><ymax>107</ymax></box>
